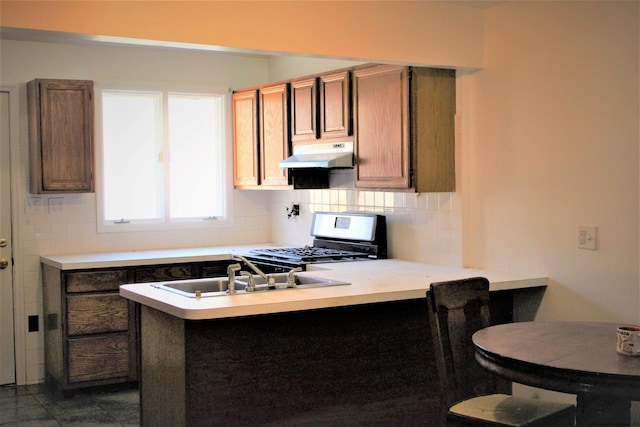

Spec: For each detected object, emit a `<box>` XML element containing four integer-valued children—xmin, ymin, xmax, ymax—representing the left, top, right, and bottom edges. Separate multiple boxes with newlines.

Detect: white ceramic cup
<box><xmin>616</xmin><ymin>326</ymin><xmax>640</xmax><ymax>356</ymax></box>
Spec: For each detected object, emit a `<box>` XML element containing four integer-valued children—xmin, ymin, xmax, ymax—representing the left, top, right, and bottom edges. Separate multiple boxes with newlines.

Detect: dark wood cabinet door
<box><xmin>353</xmin><ymin>65</ymin><xmax>410</xmax><ymax>189</ymax></box>
<box><xmin>134</xmin><ymin>264</ymin><xmax>194</xmax><ymax>282</ymax></box>
<box><xmin>28</xmin><ymin>79</ymin><xmax>94</xmax><ymax>193</ymax></box>
<box><xmin>65</xmin><ymin>269</ymin><xmax>131</xmax><ymax>293</ymax></box>
<box><xmin>200</xmin><ymin>261</ymin><xmax>233</xmax><ymax>278</ymax></box>
<box><xmin>291</xmin><ymin>77</ymin><xmax>318</xmax><ymax>142</ymax></box>
<box><xmin>259</xmin><ymin>83</ymin><xmax>290</xmax><ymax>187</ymax></box>
<box><xmin>319</xmin><ymin>70</ymin><xmax>351</xmax><ymax>139</ymax></box>
<box><xmin>66</xmin><ymin>293</ymin><xmax>129</xmax><ymax>336</ymax></box>
<box><xmin>67</xmin><ymin>334</ymin><xmax>131</xmax><ymax>383</ymax></box>
<box><xmin>232</xmin><ymin>90</ymin><xmax>260</xmax><ymax>188</ymax></box>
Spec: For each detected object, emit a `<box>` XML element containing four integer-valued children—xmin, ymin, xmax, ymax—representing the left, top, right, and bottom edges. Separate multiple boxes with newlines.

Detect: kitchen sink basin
<box><xmin>152</xmin><ymin>278</ymin><xmax>247</xmax><ymax>298</ymax></box>
<box><xmin>153</xmin><ymin>273</ymin><xmax>349</xmax><ymax>298</ymax></box>
<box><xmin>235</xmin><ymin>273</ymin><xmax>350</xmax><ymax>290</ymax></box>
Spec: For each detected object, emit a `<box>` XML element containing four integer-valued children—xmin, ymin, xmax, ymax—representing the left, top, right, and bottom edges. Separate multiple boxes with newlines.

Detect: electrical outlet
<box><xmin>578</xmin><ymin>225</ymin><xmax>597</xmax><ymax>250</ymax></box>
<box><xmin>287</xmin><ymin>204</ymin><xmax>300</xmax><ymax>219</ymax></box>
<box><xmin>48</xmin><ymin>197</ymin><xmax>64</xmax><ymax>214</ymax></box>
<box><xmin>28</xmin><ymin>315</ymin><xmax>39</xmax><ymax>332</ymax></box>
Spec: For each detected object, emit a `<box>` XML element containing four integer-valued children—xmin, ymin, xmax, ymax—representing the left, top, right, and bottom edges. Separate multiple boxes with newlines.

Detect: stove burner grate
<box><xmin>250</xmin><ymin>246</ymin><xmax>369</xmax><ymax>262</ymax></box>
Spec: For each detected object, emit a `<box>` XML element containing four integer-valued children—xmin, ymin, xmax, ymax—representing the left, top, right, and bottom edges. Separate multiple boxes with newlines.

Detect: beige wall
<box><xmin>467</xmin><ymin>1</ymin><xmax>639</xmax><ymax>324</ymax></box>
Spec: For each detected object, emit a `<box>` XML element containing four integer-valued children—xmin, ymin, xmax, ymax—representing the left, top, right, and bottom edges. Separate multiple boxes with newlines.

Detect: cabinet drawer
<box><xmin>68</xmin><ymin>334</ymin><xmax>130</xmax><ymax>383</ymax></box>
<box><xmin>67</xmin><ymin>294</ymin><xmax>129</xmax><ymax>336</ymax></box>
<box><xmin>201</xmin><ymin>262</ymin><xmax>231</xmax><ymax>278</ymax></box>
<box><xmin>135</xmin><ymin>264</ymin><xmax>193</xmax><ymax>282</ymax></box>
<box><xmin>65</xmin><ymin>269</ymin><xmax>130</xmax><ymax>293</ymax></box>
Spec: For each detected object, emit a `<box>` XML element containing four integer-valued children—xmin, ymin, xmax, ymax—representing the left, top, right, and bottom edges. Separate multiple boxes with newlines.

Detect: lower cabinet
<box><xmin>42</xmin><ymin>265</ymin><xmax>138</xmax><ymax>394</ymax></box>
<box><xmin>67</xmin><ymin>334</ymin><xmax>131</xmax><ymax>383</ymax></box>
<box><xmin>42</xmin><ymin>259</ymin><xmax>234</xmax><ymax>394</ymax></box>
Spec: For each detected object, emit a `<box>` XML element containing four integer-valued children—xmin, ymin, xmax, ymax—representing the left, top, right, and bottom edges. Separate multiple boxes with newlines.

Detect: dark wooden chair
<box><xmin>426</xmin><ymin>277</ymin><xmax>575</xmax><ymax>427</ymax></box>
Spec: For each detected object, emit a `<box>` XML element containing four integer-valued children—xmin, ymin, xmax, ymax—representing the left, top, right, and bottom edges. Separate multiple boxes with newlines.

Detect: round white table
<box><xmin>473</xmin><ymin>321</ymin><xmax>640</xmax><ymax>427</ymax></box>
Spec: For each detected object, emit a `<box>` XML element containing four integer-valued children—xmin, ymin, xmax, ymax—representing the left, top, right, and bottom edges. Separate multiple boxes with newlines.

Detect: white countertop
<box><xmin>41</xmin><ymin>246</ymin><xmax>547</xmax><ymax>321</ymax></box>
<box><xmin>120</xmin><ymin>259</ymin><xmax>547</xmax><ymax>320</ymax></box>
<box><xmin>40</xmin><ymin>244</ymin><xmax>280</xmax><ymax>270</ymax></box>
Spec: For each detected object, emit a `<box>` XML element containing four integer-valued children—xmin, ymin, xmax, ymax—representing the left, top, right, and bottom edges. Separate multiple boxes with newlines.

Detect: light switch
<box><xmin>578</xmin><ymin>225</ymin><xmax>597</xmax><ymax>250</ymax></box>
<box><xmin>26</xmin><ymin>197</ymin><xmax>44</xmax><ymax>215</ymax></box>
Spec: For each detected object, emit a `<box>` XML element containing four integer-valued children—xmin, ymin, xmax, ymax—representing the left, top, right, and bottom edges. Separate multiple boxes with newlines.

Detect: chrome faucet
<box><xmin>240</xmin><ymin>271</ymin><xmax>255</xmax><ymax>292</ymax></box>
<box><xmin>226</xmin><ymin>263</ymin><xmax>242</xmax><ymax>294</ymax></box>
<box><xmin>287</xmin><ymin>267</ymin><xmax>303</xmax><ymax>287</ymax></box>
<box><xmin>231</xmin><ymin>254</ymin><xmax>276</xmax><ymax>288</ymax></box>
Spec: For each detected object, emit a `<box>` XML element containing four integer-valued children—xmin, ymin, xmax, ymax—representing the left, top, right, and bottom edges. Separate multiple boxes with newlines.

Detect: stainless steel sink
<box><xmin>153</xmin><ymin>273</ymin><xmax>349</xmax><ymax>298</ymax></box>
<box><xmin>235</xmin><ymin>273</ymin><xmax>350</xmax><ymax>290</ymax></box>
<box><xmin>152</xmin><ymin>278</ymin><xmax>246</xmax><ymax>298</ymax></box>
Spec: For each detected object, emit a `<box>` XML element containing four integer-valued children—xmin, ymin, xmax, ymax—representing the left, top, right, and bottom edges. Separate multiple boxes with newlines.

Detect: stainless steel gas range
<box><xmin>244</xmin><ymin>211</ymin><xmax>387</xmax><ymax>272</ymax></box>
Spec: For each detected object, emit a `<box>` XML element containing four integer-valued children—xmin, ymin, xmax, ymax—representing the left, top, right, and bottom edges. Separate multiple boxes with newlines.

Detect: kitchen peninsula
<box><xmin>43</xmin><ymin>247</ymin><xmax>548</xmax><ymax>425</ymax></box>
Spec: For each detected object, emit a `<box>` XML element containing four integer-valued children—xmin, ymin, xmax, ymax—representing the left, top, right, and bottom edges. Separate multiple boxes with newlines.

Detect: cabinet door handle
<box><xmin>0</xmin><ymin>258</ymin><xmax>8</xmax><ymax>270</ymax></box>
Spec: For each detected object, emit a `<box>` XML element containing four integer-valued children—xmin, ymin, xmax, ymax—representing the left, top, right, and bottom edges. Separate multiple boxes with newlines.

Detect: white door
<box><xmin>0</xmin><ymin>90</ymin><xmax>16</xmax><ymax>385</ymax></box>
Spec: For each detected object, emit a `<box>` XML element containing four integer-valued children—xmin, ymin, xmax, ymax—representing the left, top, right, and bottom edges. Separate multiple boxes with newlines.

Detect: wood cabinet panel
<box><xmin>291</xmin><ymin>77</ymin><xmax>317</xmax><ymax>142</ymax></box>
<box><xmin>232</xmin><ymin>90</ymin><xmax>260</xmax><ymax>187</ymax></box>
<box><xmin>319</xmin><ymin>70</ymin><xmax>351</xmax><ymax>139</ymax></box>
<box><xmin>353</xmin><ymin>65</ymin><xmax>455</xmax><ymax>192</ymax></box>
<box><xmin>410</xmin><ymin>67</ymin><xmax>456</xmax><ymax>192</ymax></box>
<box><xmin>66</xmin><ymin>294</ymin><xmax>129</xmax><ymax>336</ymax></box>
<box><xmin>353</xmin><ymin>65</ymin><xmax>410</xmax><ymax>189</ymax></box>
<box><xmin>68</xmin><ymin>334</ymin><xmax>130</xmax><ymax>383</ymax></box>
<box><xmin>28</xmin><ymin>79</ymin><xmax>94</xmax><ymax>193</ymax></box>
<box><xmin>65</xmin><ymin>269</ymin><xmax>130</xmax><ymax>293</ymax></box>
<box><xmin>290</xmin><ymin>70</ymin><xmax>351</xmax><ymax>144</ymax></box>
<box><xmin>259</xmin><ymin>83</ymin><xmax>290</xmax><ymax>187</ymax></box>
<box><xmin>134</xmin><ymin>264</ymin><xmax>193</xmax><ymax>282</ymax></box>
<box><xmin>42</xmin><ymin>265</ymin><xmax>63</xmax><ymax>386</ymax></box>
<box><xmin>200</xmin><ymin>262</ymin><xmax>232</xmax><ymax>278</ymax></box>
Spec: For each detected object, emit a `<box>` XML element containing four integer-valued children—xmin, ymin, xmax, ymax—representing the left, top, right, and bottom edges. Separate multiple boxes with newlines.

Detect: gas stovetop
<box><xmin>250</xmin><ymin>246</ymin><xmax>370</xmax><ymax>262</ymax></box>
<box><xmin>245</xmin><ymin>212</ymin><xmax>387</xmax><ymax>270</ymax></box>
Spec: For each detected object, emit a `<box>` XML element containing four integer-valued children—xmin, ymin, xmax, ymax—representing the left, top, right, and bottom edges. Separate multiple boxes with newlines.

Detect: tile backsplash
<box><xmin>269</xmin><ymin>170</ymin><xmax>462</xmax><ymax>266</ymax></box>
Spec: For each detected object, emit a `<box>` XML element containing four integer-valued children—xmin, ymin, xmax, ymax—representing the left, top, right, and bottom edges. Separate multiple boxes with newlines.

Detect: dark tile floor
<box><xmin>0</xmin><ymin>384</ymin><xmax>139</xmax><ymax>426</ymax></box>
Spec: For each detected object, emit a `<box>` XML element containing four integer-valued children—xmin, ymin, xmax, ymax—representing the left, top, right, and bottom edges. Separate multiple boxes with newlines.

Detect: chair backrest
<box><xmin>427</xmin><ymin>277</ymin><xmax>498</xmax><ymax>407</ymax></box>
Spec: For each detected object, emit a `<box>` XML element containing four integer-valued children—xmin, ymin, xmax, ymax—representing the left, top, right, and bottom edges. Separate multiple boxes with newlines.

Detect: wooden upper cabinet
<box><xmin>28</xmin><ymin>79</ymin><xmax>94</xmax><ymax>194</ymax></box>
<box><xmin>353</xmin><ymin>65</ymin><xmax>410</xmax><ymax>189</ymax></box>
<box><xmin>410</xmin><ymin>67</ymin><xmax>456</xmax><ymax>193</ymax></box>
<box><xmin>291</xmin><ymin>77</ymin><xmax>318</xmax><ymax>142</ymax></box>
<box><xmin>319</xmin><ymin>70</ymin><xmax>351</xmax><ymax>140</ymax></box>
<box><xmin>353</xmin><ymin>65</ymin><xmax>455</xmax><ymax>192</ymax></box>
<box><xmin>232</xmin><ymin>90</ymin><xmax>260</xmax><ymax>187</ymax></box>
<box><xmin>259</xmin><ymin>83</ymin><xmax>290</xmax><ymax>187</ymax></box>
<box><xmin>290</xmin><ymin>70</ymin><xmax>351</xmax><ymax>145</ymax></box>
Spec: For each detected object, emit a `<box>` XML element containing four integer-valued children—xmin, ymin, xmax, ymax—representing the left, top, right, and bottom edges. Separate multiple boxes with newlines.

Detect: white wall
<box><xmin>466</xmin><ymin>1</ymin><xmax>639</xmax><ymax>324</ymax></box>
<box><xmin>0</xmin><ymin>40</ymin><xmax>274</xmax><ymax>384</ymax></box>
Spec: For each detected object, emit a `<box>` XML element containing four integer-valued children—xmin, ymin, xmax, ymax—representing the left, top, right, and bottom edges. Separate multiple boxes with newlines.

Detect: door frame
<box><xmin>2</xmin><ymin>85</ymin><xmax>25</xmax><ymax>385</ymax></box>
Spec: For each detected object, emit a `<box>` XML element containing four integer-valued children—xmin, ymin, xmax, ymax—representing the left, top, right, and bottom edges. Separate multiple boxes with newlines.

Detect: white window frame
<box><xmin>95</xmin><ymin>82</ymin><xmax>234</xmax><ymax>233</ymax></box>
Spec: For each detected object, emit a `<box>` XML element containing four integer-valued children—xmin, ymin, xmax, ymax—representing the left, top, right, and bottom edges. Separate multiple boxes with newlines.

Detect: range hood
<box><xmin>280</xmin><ymin>141</ymin><xmax>354</xmax><ymax>169</ymax></box>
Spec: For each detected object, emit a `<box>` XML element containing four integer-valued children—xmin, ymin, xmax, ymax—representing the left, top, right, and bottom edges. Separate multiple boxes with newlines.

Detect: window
<box><xmin>97</xmin><ymin>85</ymin><xmax>232</xmax><ymax>232</ymax></box>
